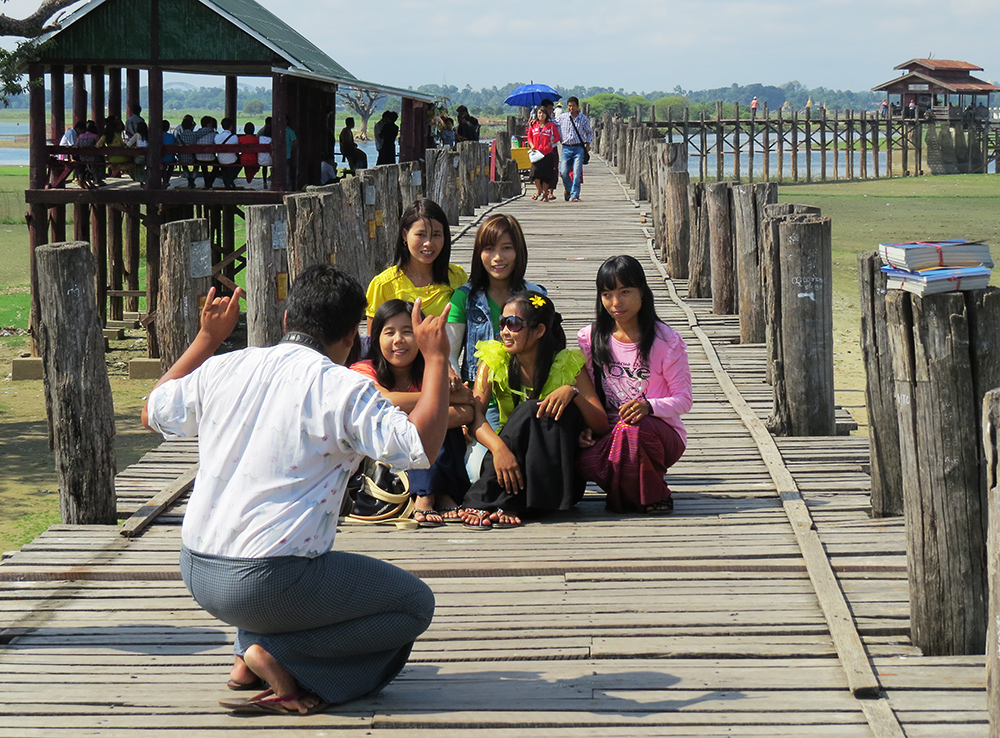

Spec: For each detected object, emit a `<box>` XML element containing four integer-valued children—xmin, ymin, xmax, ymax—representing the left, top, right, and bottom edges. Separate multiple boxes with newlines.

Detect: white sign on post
<box><xmin>190</xmin><ymin>240</ymin><xmax>213</xmax><ymax>278</ymax></box>
<box><xmin>272</xmin><ymin>221</ymin><xmax>287</xmax><ymax>250</ymax></box>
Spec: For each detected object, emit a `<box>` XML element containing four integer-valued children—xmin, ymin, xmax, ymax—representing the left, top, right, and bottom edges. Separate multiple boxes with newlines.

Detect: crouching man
<box><xmin>142</xmin><ymin>265</ymin><xmax>452</xmax><ymax>715</ymax></box>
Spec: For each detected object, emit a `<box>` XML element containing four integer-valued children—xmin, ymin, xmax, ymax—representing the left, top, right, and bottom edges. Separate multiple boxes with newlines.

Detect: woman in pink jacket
<box><xmin>577</xmin><ymin>255</ymin><xmax>692</xmax><ymax>514</ymax></box>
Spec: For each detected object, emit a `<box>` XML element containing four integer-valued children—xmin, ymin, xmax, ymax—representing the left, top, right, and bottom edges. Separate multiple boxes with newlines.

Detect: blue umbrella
<box><xmin>504</xmin><ymin>83</ymin><xmax>561</xmax><ymax>107</ymax></box>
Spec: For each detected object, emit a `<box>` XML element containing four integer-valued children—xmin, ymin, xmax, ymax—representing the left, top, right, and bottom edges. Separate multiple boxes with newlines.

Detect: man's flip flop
<box><xmin>219</xmin><ymin>687</ymin><xmax>329</xmax><ymax>715</ymax></box>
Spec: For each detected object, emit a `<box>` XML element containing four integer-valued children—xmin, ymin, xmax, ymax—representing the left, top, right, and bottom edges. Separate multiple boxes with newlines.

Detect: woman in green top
<box><xmin>460</xmin><ymin>291</ymin><xmax>608</xmax><ymax>529</ymax></box>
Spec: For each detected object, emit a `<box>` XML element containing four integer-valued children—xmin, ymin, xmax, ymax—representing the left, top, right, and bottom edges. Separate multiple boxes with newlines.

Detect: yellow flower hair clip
<box><xmin>530</xmin><ymin>295</ymin><xmax>547</xmax><ymax>308</ymax></box>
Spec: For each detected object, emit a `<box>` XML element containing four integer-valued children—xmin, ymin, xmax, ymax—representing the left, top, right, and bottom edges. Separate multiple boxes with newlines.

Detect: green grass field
<box><xmin>1</xmin><ymin>166</ymin><xmax>999</xmax><ymax>551</ymax></box>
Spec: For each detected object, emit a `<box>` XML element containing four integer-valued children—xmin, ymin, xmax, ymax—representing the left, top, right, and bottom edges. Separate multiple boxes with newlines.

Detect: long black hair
<box><xmin>505</xmin><ymin>291</ymin><xmax>565</xmax><ymax>401</ymax></box>
<box><xmin>368</xmin><ymin>299</ymin><xmax>425</xmax><ymax>391</ymax></box>
<box><xmin>591</xmin><ymin>255</ymin><xmax>663</xmax><ymax>403</ymax></box>
<box><xmin>394</xmin><ymin>198</ymin><xmax>453</xmax><ymax>285</ymax></box>
<box><xmin>468</xmin><ymin>213</ymin><xmax>528</xmax><ymax>295</ymax></box>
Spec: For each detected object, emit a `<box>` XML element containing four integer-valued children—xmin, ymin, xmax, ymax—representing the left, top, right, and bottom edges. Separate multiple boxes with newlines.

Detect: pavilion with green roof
<box><xmin>22</xmin><ymin>0</ymin><xmax>435</xmax><ymax>361</ymax></box>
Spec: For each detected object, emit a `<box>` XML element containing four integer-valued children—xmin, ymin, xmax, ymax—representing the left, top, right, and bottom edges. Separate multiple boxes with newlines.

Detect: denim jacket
<box><xmin>457</xmin><ymin>279</ymin><xmax>545</xmax><ymax>383</ymax></box>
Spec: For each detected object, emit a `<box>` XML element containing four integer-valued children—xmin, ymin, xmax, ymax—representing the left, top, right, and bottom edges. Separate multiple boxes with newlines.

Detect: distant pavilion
<box><xmin>22</xmin><ymin>0</ymin><xmax>435</xmax><ymax>358</ymax></box>
<box><xmin>872</xmin><ymin>58</ymin><xmax>998</xmax><ymax>120</ymax></box>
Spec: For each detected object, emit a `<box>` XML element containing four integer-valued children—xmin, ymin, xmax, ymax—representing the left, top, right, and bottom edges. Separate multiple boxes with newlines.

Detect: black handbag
<box><xmin>341</xmin><ymin>459</ymin><xmax>413</xmax><ymax>523</ymax></box>
<box><xmin>570</xmin><ymin>115</ymin><xmax>591</xmax><ymax>165</ymax></box>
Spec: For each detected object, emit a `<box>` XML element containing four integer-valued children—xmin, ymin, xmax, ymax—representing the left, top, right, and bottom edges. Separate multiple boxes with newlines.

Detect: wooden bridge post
<box><xmin>456</xmin><ymin>141</ymin><xmax>477</xmax><ymax>217</ymax></box>
<box><xmin>819</xmin><ymin>108</ymin><xmax>827</xmax><ymax>181</ymax></box>
<box><xmin>656</xmin><ymin>143</ymin><xmax>690</xmax><ymax>278</ymax></box>
<box><xmin>35</xmin><ymin>242</ymin><xmax>117</xmax><ymax>525</ymax></box>
<box><xmin>359</xmin><ymin>166</ymin><xmax>399</xmax><ymax>270</ymax></box>
<box><xmin>398</xmin><ymin>160</ymin><xmax>426</xmax><ymax>207</ymax></box>
<box><xmin>286</xmin><ymin>182</ymin><xmax>367</xmax><ymax>288</ymax></box>
<box><xmin>705</xmin><ymin>181</ymin><xmax>735</xmax><ymax>314</ymax></box>
<box><xmin>158</xmin><ymin>218</ymin><xmax>212</xmax><ymax>372</ymax></box>
<box><xmin>790</xmin><ymin>109</ymin><xmax>799</xmax><ymax>182</ymax></box>
<box><xmin>857</xmin><ymin>251</ymin><xmax>903</xmax><ymax>517</ymax></box>
<box><xmin>776</xmin><ymin>112</ymin><xmax>784</xmax><ymax>181</ymax></box>
<box><xmin>733</xmin><ymin>182</ymin><xmax>777</xmax><ymax>344</ymax></box>
<box><xmin>733</xmin><ymin>102</ymin><xmax>741</xmax><ymax>182</ymax></box>
<box><xmin>886</xmin><ymin>288</ymin><xmax>999</xmax><ymax>655</ymax></box>
<box><xmin>762</xmin><ymin>204</ymin><xmax>829</xmax><ymax>432</ymax></box>
<box><xmin>687</xmin><ymin>182</ymin><xmax>711</xmax><ymax>298</ymax></box>
<box><xmin>245</xmin><ymin>204</ymin><xmax>288</xmax><ymax>348</ymax></box>
<box><xmin>425</xmin><ymin>148</ymin><xmax>460</xmax><ymax>226</ymax></box>
<box><xmin>985</xmin><ymin>388</ymin><xmax>1000</xmax><ymax>735</ymax></box>
<box><xmin>804</xmin><ymin>106</ymin><xmax>811</xmax><ymax>183</ymax></box>
<box><xmin>762</xmin><ymin>106</ymin><xmax>770</xmax><ymax>181</ymax></box>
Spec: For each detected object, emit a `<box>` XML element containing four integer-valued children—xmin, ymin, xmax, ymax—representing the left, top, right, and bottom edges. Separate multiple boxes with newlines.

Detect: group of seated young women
<box><xmin>354</xmin><ymin>198</ymin><xmax>693</xmax><ymax>530</ymax></box>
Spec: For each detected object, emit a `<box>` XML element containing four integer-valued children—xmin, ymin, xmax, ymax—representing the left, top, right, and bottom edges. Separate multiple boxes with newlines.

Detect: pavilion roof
<box><xmin>31</xmin><ymin>0</ymin><xmax>434</xmax><ymax>101</ymax></box>
<box><xmin>872</xmin><ymin>70</ymin><xmax>1000</xmax><ymax>94</ymax></box>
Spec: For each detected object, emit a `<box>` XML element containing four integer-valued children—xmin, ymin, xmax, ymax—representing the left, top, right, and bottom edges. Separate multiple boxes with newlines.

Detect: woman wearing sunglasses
<box><xmin>459</xmin><ymin>291</ymin><xmax>608</xmax><ymax>529</ymax></box>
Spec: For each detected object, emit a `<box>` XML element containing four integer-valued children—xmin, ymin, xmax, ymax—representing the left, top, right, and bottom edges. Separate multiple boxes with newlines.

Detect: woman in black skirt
<box><xmin>526</xmin><ymin>107</ymin><xmax>561</xmax><ymax>201</ymax></box>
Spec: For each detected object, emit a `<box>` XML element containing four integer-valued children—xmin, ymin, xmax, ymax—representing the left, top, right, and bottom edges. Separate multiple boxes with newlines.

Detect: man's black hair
<box><xmin>285</xmin><ymin>265</ymin><xmax>367</xmax><ymax>344</ymax></box>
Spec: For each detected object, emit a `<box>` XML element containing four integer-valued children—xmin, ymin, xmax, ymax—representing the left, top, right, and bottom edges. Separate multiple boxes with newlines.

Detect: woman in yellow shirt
<box><xmin>366</xmin><ymin>199</ymin><xmax>467</xmax><ymax>334</ymax></box>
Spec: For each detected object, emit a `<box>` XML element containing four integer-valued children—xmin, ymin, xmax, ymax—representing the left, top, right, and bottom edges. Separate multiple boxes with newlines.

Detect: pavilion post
<box><xmin>28</xmin><ymin>62</ymin><xmax>47</xmax><ymax>356</ymax></box>
<box><xmin>225</xmin><ymin>75</ymin><xmax>238</xmax><ymax>125</ymax></box>
<box><xmin>126</xmin><ymin>68</ymin><xmax>140</xmax><ymax>117</ymax></box>
<box><xmin>107</xmin><ymin>67</ymin><xmax>122</xmax><ymax>122</ymax></box>
<box><xmin>147</xmin><ymin>66</ymin><xmax>163</xmax><ymax>190</ymax></box>
<box><xmin>72</xmin><ymin>65</ymin><xmax>86</xmax><ymax>124</ymax></box>
<box><xmin>90</xmin><ymin>66</ymin><xmax>105</xmax><ymax>127</ymax></box>
<box><xmin>50</xmin><ymin>66</ymin><xmax>65</xmax><ymax>143</ymax></box>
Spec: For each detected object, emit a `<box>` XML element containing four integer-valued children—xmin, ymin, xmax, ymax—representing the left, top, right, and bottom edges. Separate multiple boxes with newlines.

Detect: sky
<box><xmin>2</xmin><ymin>0</ymin><xmax>999</xmax><ymax>93</ymax></box>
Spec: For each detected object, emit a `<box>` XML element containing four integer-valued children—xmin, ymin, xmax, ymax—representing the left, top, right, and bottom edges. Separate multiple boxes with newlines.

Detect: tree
<box><xmin>243</xmin><ymin>99</ymin><xmax>265</xmax><ymax>116</ymax></box>
<box><xmin>0</xmin><ymin>0</ymin><xmax>83</xmax><ymax>104</ymax></box>
<box><xmin>337</xmin><ymin>88</ymin><xmax>384</xmax><ymax>141</ymax></box>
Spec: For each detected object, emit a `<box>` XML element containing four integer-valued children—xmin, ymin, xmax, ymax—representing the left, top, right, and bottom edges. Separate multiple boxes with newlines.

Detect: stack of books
<box><xmin>879</xmin><ymin>239</ymin><xmax>993</xmax><ymax>296</ymax></box>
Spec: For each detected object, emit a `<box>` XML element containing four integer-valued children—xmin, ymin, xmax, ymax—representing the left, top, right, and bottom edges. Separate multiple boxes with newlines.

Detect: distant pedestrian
<box><xmin>194</xmin><ymin>116</ymin><xmax>218</xmax><ymax>189</ymax></box>
<box><xmin>439</xmin><ymin>117</ymin><xmax>456</xmax><ymax>148</ymax></box>
<box><xmin>125</xmin><ymin>104</ymin><xmax>145</xmax><ymax>137</ymax></box>
<box><xmin>215</xmin><ymin>118</ymin><xmax>239</xmax><ymax>190</ymax></box>
<box><xmin>175</xmin><ymin>115</ymin><xmax>199</xmax><ymax>188</ymax></box>
<box><xmin>238</xmin><ymin>122</ymin><xmax>260</xmax><ymax>184</ymax></box>
<box><xmin>880</xmin><ymin>99</ymin><xmax>888</xmax><ymax>119</ymax></box>
<box><xmin>257</xmin><ymin>120</ymin><xmax>273</xmax><ymax>189</ymax></box>
<box><xmin>339</xmin><ymin>117</ymin><xmax>367</xmax><ymax>174</ymax></box>
<box><xmin>376</xmin><ymin>111</ymin><xmax>399</xmax><ymax>166</ymax></box>
<box><xmin>750</xmin><ymin>96</ymin><xmax>758</xmax><ymax>117</ymax></box>
<box><xmin>161</xmin><ymin>120</ymin><xmax>177</xmax><ymax>188</ymax></box>
<box><xmin>526</xmin><ymin>105</ymin><xmax>560</xmax><ymax>202</ymax></box>
<box><xmin>555</xmin><ymin>97</ymin><xmax>592</xmax><ymax>202</ymax></box>
<box><xmin>286</xmin><ymin>116</ymin><xmax>299</xmax><ymax>190</ymax></box>
<box><xmin>321</xmin><ymin>152</ymin><xmax>338</xmax><ymax>185</ymax></box>
<box><xmin>456</xmin><ymin>105</ymin><xmax>480</xmax><ymax>143</ymax></box>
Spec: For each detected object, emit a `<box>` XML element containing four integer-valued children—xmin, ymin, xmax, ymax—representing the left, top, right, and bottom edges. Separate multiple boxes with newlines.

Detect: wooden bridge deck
<box><xmin>0</xmin><ymin>159</ymin><xmax>986</xmax><ymax>736</ymax></box>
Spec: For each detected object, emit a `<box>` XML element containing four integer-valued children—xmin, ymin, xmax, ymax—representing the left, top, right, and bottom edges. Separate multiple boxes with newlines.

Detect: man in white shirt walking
<box><xmin>555</xmin><ymin>96</ymin><xmax>593</xmax><ymax>202</ymax></box>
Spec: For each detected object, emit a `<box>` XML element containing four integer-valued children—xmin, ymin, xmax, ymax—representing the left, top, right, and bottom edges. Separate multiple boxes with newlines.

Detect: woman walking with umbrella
<box><xmin>526</xmin><ymin>105</ymin><xmax>560</xmax><ymax>201</ymax></box>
